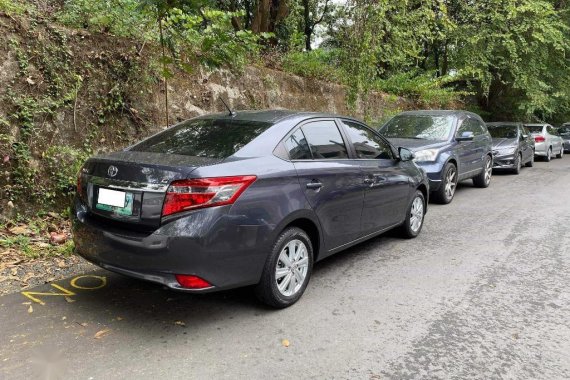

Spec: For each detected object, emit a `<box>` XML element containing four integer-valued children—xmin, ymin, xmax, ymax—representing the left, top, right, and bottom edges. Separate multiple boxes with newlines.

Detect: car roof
<box><xmin>196</xmin><ymin>109</ymin><xmax>363</xmax><ymax>125</ymax></box>
<box><xmin>486</xmin><ymin>122</ymin><xmax>521</xmax><ymax>126</ymax></box>
<box><xmin>396</xmin><ymin>109</ymin><xmax>482</xmax><ymax>119</ymax></box>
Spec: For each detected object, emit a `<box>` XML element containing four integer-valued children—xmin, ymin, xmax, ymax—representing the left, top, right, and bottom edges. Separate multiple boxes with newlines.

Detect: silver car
<box><xmin>559</xmin><ymin>123</ymin><xmax>570</xmax><ymax>152</ymax></box>
<box><xmin>524</xmin><ymin>124</ymin><xmax>564</xmax><ymax>161</ymax></box>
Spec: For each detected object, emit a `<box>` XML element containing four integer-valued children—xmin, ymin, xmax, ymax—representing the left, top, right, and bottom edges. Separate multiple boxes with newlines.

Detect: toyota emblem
<box><xmin>107</xmin><ymin>165</ymin><xmax>118</xmax><ymax>177</ymax></box>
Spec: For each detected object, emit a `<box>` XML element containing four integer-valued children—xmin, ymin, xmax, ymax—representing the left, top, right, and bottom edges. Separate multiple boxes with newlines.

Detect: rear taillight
<box><xmin>534</xmin><ymin>136</ymin><xmax>545</xmax><ymax>142</ymax></box>
<box><xmin>162</xmin><ymin>175</ymin><xmax>257</xmax><ymax>217</ymax></box>
<box><xmin>175</xmin><ymin>274</ymin><xmax>212</xmax><ymax>289</ymax></box>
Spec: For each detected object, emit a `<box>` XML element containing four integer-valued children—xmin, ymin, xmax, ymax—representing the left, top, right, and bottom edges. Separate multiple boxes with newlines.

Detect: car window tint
<box><xmin>284</xmin><ymin>128</ymin><xmax>312</xmax><ymax>160</ymax></box>
<box><xmin>130</xmin><ymin>118</ymin><xmax>271</xmax><ymax>159</ymax></box>
<box><xmin>525</xmin><ymin>125</ymin><xmax>544</xmax><ymax>134</ymax></box>
<box><xmin>301</xmin><ymin>121</ymin><xmax>348</xmax><ymax>159</ymax></box>
<box><xmin>457</xmin><ymin>118</ymin><xmax>480</xmax><ymax>136</ymax></box>
<box><xmin>488</xmin><ymin>125</ymin><xmax>518</xmax><ymax>138</ymax></box>
<box><xmin>340</xmin><ymin>120</ymin><xmax>393</xmax><ymax>159</ymax></box>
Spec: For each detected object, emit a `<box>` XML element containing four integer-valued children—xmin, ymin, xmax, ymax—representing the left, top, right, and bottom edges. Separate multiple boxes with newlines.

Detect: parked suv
<box><xmin>379</xmin><ymin>110</ymin><xmax>493</xmax><ymax>204</ymax></box>
<box><xmin>524</xmin><ymin>123</ymin><xmax>564</xmax><ymax>161</ymax></box>
<box><xmin>73</xmin><ymin>110</ymin><xmax>429</xmax><ymax>308</ymax></box>
<box><xmin>487</xmin><ymin>122</ymin><xmax>535</xmax><ymax>174</ymax></box>
<box><xmin>559</xmin><ymin>123</ymin><xmax>570</xmax><ymax>153</ymax></box>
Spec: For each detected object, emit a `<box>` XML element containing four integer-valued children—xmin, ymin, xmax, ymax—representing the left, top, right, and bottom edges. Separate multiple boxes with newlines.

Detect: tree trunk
<box><xmin>303</xmin><ymin>0</ymin><xmax>312</xmax><ymax>50</ymax></box>
<box><xmin>251</xmin><ymin>0</ymin><xmax>289</xmax><ymax>34</ymax></box>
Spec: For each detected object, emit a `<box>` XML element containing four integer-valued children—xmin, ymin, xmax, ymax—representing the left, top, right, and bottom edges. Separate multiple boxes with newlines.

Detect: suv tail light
<box><xmin>162</xmin><ymin>176</ymin><xmax>257</xmax><ymax>217</ymax></box>
<box><xmin>534</xmin><ymin>136</ymin><xmax>545</xmax><ymax>142</ymax></box>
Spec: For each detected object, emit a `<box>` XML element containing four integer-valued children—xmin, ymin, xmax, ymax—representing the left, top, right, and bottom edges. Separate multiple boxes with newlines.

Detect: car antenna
<box><xmin>220</xmin><ymin>97</ymin><xmax>236</xmax><ymax>117</ymax></box>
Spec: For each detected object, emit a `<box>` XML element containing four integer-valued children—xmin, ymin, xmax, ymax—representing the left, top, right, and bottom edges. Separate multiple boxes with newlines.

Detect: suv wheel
<box><xmin>525</xmin><ymin>153</ymin><xmax>534</xmax><ymax>167</ymax></box>
<box><xmin>512</xmin><ymin>153</ymin><xmax>522</xmax><ymax>174</ymax></box>
<box><xmin>255</xmin><ymin>227</ymin><xmax>313</xmax><ymax>308</ymax></box>
<box><xmin>399</xmin><ymin>190</ymin><xmax>425</xmax><ymax>238</ymax></box>
<box><xmin>473</xmin><ymin>155</ymin><xmax>492</xmax><ymax>188</ymax></box>
<box><xmin>432</xmin><ymin>163</ymin><xmax>457</xmax><ymax>204</ymax></box>
<box><xmin>545</xmin><ymin>147</ymin><xmax>552</xmax><ymax>162</ymax></box>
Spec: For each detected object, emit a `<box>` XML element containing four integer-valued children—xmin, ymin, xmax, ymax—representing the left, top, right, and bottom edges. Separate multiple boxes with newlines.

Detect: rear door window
<box><xmin>340</xmin><ymin>120</ymin><xmax>393</xmax><ymax>159</ymax></box>
<box><xmin>301</xmin><ymin>121</ymin><xmax>349</xmax><ymax>159</ymax></box>
<box><xmin>130</xmin><ymin>118</ymin><xmax>272</xmax><ymax>159</ymax></box>
<box><xmin>284</xmin><ymin>129</ymin><xmax>312</xmax><ymax>160</ymax></box>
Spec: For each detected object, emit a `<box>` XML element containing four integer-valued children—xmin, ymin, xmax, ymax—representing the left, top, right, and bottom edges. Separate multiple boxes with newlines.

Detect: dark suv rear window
<box><xmin>130</xmin><ymin>119</ymin><xmax>271</xmax><ymax>159</ymax></box>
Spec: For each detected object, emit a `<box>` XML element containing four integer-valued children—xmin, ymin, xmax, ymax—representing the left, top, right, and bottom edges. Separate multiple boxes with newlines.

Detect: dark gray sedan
<box><xmin>73</xmin><ymin>110</ymin><xmax>429</xmax><ymax>308</ymax></box>
<box><xmin>487</xmin><ymin>122</ymin><xmax>534</xmax><ymax>174</ymax></box>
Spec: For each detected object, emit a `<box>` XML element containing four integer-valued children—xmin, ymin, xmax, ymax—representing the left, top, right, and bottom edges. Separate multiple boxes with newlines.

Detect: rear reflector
<box><xmin>534</xmin><ymin>136</ymin><xmax>545</xmax><ymax>142</ymax></box>
<box><xmin>175</xmin><ymin>274</ymin><xmax>212</xmax><ymax>289</ymax></box>
<box><xmin>162</xmin><ymin>175</ymin><xmax>256</xmax><ymax>217</ymax></box>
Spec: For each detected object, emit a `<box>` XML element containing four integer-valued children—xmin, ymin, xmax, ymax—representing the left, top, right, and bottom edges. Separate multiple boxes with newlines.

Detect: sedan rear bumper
<box><xmin>72</xmin><ymin>199</ymin><xmax>270</xmax><ymax>292</ymax></box>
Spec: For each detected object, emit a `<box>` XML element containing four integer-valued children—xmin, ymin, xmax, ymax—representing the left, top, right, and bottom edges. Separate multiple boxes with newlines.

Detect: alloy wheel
<box><xmin>409</xmin><ymin>196</ymin><xmax>424</xmax><ymax>233</ymax></box>
<box><xmin>484</xmin><ymin>157</ymin><xmax>492</xmax><ymax>184</ymax></box>
<box><xmin>275</xmin><ymin>239</ymin><xmax>309</xmax><ymax>297</ymax></box>
<box><xmin>444</xmin><ymin>167</ymin><xmax>457</xmax><ymax>200</ymax></box>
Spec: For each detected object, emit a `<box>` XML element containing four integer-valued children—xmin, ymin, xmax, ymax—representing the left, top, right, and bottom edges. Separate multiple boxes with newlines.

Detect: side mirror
<box><xmin>456</xmin><ymin>131</ymin><xmax>474</xmax><ymax>141</ymax></box>
<box><xmin>398</xmin><ymin>147</ymin><xmax>414</xmax><ymax>162</ymax></box>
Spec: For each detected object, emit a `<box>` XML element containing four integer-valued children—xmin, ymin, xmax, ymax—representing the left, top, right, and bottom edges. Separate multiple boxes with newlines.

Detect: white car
<box><xmin>524</xmin><ymin>124</ymin><xmax>564</xmax><ymax>162</ymax></box>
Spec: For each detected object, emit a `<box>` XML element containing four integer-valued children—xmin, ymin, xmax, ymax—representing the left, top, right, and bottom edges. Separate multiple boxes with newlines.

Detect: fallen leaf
<box><xmin>27</xmin><ymin>305</ymin><xmax>33</xmax><ymax>313</ymax></box>
<box><xmin>47</xmin><ymin>212</ymin><xmax>60</xmax><ymax>219</ymax></box>
<box><xmin>49</xmin><ymin>232</ymin><xmax>67</xmax><ymax>245</ymax></box>
<box><xmin>174</xmin><ymin>321</ymin><xmax>186</xmax><ymax>327</ymax></box>
<box><xmin>94</xmin><ymin>329</ymin><xmax>111</xmax><ymax>339</ymax></box>
<box><xmin>62</xmin><ymin>316</ymin><xmax>67</xmax><ymax>321</ymax></box>
<box><xmin>25</xmin><ymin>77</ymin><xmax>35</xmax><ymax>85</ymax></box>
<box><xmin>57</xmin><ymin>260</ymin><xmax>67</xmax><ymax>268</ymax></box>
<box><xmin>116</xmin><ymin>316</ymin><xmax>123</xmax><ymax>321</ymax></box>
<box><xmin>3</xmin><ymin>155</ymin><xmax>9</xmax><ymax>163</ymax></box>
<box><xmin>64</xmin><ymin>296</ymin><xmax>75</xmax><ymax>303</ymax></box>
<box><xmin>9</xmin><ymin>226</ymin><xmax>31</xmax><ymax>235</ymax></box>
<box><xmin>281</xmin><ymin>339</ymin><xmax>290</xmax><ymax>347</ymax></box>
<box><xmin>79</xmin><ymin>322</ymin><xmax>88</xmax><ymax>327</ymax></box>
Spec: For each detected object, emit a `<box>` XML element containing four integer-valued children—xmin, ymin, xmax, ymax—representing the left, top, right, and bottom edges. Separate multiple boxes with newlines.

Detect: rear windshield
<box><xmin>525</xmin><ymin>125</ymin><xmax>544</xmax><ymax>133</ymax></box>
<box><xmin>130</xmin><ymin>119</ymin><xmax>272</xmax><ymax>159</ymax></box>
<box><xmin>380</xmin><ymin>115</ymin><xmax>455</xmax><ymax>141</ymax></box>
<box><xmin>487</xmin><ymin>125</ymin><xmax>518</xmax><ymax>138</ymax></box>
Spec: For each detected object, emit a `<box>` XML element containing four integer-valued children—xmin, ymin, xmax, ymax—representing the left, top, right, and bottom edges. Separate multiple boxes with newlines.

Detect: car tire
<box><xmin>473</xmin><ymin>155</ymin><xmax>492</xmax><ymax>188</ymax></box>
<box><xmin>432</xmin><ymin>162</ymin><xmax>458</xmax><ymax>204</ymax></box>
<box><xmin>525</xmin><ymin>153</ymin><xmax>534</xmax><ymax>167</ymax></box>
<box><xmin>255</xmin><ymin>227</ymin><xmax>313</xmax><ymax>308</ymax></box>
<box><xmin>512</xmin><ymin>153</ymin><xmax>522</xmax><ymax>174</ymax></box>
<box><xmin>399</xmin><ymin>190</ymin><xmax>425</xmax><ymax>239</ymax></box>
<box><xmin>545</xmin><ymin>147</ymin><xmax>552</xmax><ymax>162</ymax></box>
<box><xmin>556</xmin><ymin>146</ymin><xmax>563</xmax><ymax>159</ymax></box>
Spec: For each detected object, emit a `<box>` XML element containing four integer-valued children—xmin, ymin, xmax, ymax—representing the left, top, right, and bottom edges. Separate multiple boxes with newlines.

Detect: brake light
<box><xmin>162</xmin><ymin>175</ymin><xmax>257</xmax><ymax>216</ymax></box>
<box><xmin>534</xmin><ymin>136</ymin><xmax>545</xmax><ymax>142</ymax></box>
<box><xmin>175</xmin><ymin>274</ymin><xmax>212</xmax><ymax>289</ymax></box>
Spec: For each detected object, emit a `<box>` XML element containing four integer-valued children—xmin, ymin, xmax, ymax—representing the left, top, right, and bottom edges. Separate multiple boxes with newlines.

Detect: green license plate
<box><xmin>96</xmin><ymin>189</ymin><xmax>134</xmax><ymax>216</ymax></box>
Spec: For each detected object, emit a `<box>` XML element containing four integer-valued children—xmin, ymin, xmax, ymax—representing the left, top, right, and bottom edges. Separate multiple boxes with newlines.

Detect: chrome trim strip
<box><xmin>87</xmin><ymin>175</ymin><xmax>168</xmax><ymax>193</ymax></box>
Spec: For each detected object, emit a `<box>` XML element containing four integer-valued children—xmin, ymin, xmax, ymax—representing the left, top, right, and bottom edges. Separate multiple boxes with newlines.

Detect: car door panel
<box><xmin>288</xmin><ymin>120</ymin><xmax>365</xmax><ymax>253</ymax></box>
<box><xmin>337</xmin><ymin>119</ymin><xmax>410</xmax><ymax>235</ymax></box>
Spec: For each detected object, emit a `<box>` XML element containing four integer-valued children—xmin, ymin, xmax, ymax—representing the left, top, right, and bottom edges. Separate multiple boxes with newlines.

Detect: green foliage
<box><xmin>282</xmin><ymin>49</ymin><xmax>343</xmax><ymax>82</ymax></box>
<box><xmin>0</xmin><ymin>235</ymin><xmax>34</xmax><ymax>258</ymax></box>
<box><xmin>0</xmin><ymin>0</ymin><xmax>30</xmax><ymax>15</ymax></box>
<box><xmin>374</xmin><ymin>72</ymin><xmax>462</xmax><ymax>108</ymax></box>
<box><xmin>57</xmin><ymin>0</ymin><xmax>156</xmax><ymax>39</ymax></box>
<box><xmin>165</xmin><ymin>8</ymin><xmax>263</xmax><ymax>70</ymax></box>
<box><xmin>44</xmin><ymin>145</ymin><xmax>90</xmax><ymax>196</ymax></box>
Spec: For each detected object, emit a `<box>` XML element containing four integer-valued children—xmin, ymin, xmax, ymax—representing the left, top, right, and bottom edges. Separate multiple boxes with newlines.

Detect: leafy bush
<box><xmin>57</xmin><ymin>0</ymin><xmax>155</xmax><ymax>39</ymax></box>
<box><xmin>281</xmin><ymin>49</ymin><xmax>344</xmax><ymax>83</ymax></box>
<box><xmin>374</xmin><ymin>71</ymin><xmax>462</xmax><ymax>108</ymax></box>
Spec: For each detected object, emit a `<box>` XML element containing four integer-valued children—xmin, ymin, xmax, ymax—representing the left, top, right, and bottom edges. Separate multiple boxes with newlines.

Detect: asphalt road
<box><xmin>1</xmin><ymin>158</ymin><xmax>569</xmax><ymax>380</ymax></box>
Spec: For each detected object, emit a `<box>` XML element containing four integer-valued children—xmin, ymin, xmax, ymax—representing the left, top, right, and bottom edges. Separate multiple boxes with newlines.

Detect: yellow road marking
<box><xmin>21</xmin><ymin>275</ymin><xmax>107</xmax><ymax>305</ymax></box>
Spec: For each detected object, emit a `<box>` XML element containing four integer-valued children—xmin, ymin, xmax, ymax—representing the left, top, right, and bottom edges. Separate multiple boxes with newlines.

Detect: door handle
<box><xmin>306</xmin><ymin>182</ymin><xmax>323</xmax><ymax>190</ymax></box>
<box><xmin>363</xmin><ymin>178</ymin><xmax>374</xmax><ymax>185</ymax></box>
